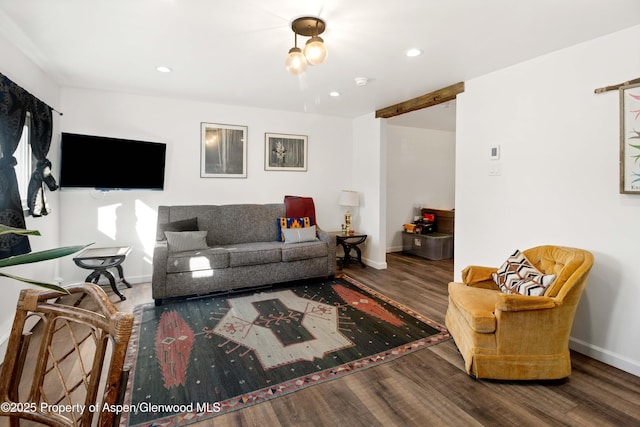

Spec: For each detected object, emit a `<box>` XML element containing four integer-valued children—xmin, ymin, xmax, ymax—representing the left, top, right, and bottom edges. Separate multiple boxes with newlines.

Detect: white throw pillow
<box><xmin>164</xmin><ymin>231</ymin><xmax>208</xmax><ymax>253</ymax></box>
<box><xmin>282</xmin><ymin>225</ymin><xmax>318</xmax><ymax>244</ymax></box>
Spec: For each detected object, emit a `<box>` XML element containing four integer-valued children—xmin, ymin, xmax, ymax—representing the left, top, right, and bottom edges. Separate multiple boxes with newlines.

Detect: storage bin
<box><xmin>402</xmin><ymin>231</ymin><xmax>453</xmax><ymax>260</ymax></box>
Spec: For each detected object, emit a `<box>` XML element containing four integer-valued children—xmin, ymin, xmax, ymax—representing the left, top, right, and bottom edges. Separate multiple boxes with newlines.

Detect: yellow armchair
<box><xmin>445</xmin><ymin>245</ymin><xmax>594</xmax><ymax>380</ymax></box>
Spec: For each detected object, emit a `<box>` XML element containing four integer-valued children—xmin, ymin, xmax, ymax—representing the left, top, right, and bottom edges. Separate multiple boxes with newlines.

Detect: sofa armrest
<box><xmin>495</xmin><ymin>293</ymin><xmax>557</xmax><ymax>312</ymax></box>
<box><xmin>316</xmin><ymin>226</ymin><xmax>336</xmax><ymax>276</ymax></box>
<box><xmin>151</xmin><ymin>240</ymin><xmax>169</xmax><ymax>300</ymax></box>
<box><xmin>462</xmin><ymin>265</ymin><xmax>497</xmax><ymax>285</ymax></box>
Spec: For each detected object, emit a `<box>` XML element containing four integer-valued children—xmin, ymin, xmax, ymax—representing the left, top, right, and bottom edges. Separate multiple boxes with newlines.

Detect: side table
<box><xmin>330</xmin><ymin>232</ymin><xmax>367</xmax><ymax>269</ymax></box>
<box><xmin>73</xmin><ymin>246</ymin><xmax>132</xmax><ymax>301</ymax></box>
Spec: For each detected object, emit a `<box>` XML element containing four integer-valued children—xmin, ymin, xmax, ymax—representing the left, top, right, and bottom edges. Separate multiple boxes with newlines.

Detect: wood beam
<box><xmin>375</xmin><ymin>82</ymin><xmax>465</xmax><ymax>119</ymax></box>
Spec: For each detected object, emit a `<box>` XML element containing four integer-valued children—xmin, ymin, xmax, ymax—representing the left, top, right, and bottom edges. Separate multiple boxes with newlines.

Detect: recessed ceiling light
<box><xmin>405</xmin><ymin>48</ymin><xmax>422</xmax><ymax>57</ymax></box>
<box><xmin>329</xmin><ymin>91</ymin><xmax>340</xmax><ymax>97</ymax></box>
<box><xmin>156</xmin><ymin>66</ymin><xmax>172</xmax><ymax>73</ymax></box>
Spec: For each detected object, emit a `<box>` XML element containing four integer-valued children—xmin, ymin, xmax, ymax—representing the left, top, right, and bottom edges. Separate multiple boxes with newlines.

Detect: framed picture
<box><xmin>620</xmin><ymin>83</ymin><xmax>640</xmax><ymax>193</ymax></box>
<box><xmin>265</xmin><ymin>133</ymin><xmax>308</xmax><ymax>171</ymax></box>
<box><xmin>201</xmin><ymin>123</ymin><xmax>247</xmax><ymax>178</ymax></box>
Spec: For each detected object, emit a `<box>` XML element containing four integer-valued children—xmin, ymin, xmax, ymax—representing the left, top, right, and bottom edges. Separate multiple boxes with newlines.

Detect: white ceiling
<box><xmin>1</xmin><ymin>0</ymin><xmax>639</xmax><ymax>131</ymax></box>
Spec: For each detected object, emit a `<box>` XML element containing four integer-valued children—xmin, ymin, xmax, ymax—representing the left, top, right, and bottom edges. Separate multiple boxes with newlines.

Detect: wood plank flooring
<box><xmin>52</xmin><ymin>253</ymin><xmax>640</xmax><ymax>426</ymax></box>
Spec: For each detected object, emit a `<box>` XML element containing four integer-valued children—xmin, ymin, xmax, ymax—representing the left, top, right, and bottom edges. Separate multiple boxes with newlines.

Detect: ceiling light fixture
<box><xmin>406</xmin><ymin>48</ymin><xmax>422</xmax><ymax>57</ymax></box>
<box><xmin>286</xmin><ymin>16</ymin><xmax>328</xmax><ymax>75</ymax></box>
<box><xmin>156</xmin><ymin>66</ymin><xmax>172</xmax><ymax>73</ymax></box>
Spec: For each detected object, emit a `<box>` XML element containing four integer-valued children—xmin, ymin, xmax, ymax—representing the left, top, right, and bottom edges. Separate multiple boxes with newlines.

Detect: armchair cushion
<box><xmin>448</xmin><ymin>282</ymin><xmax>498</xmax><ymax>333</ymax></box>
<box><xmin>492</xmin><ymin>249</ymin><xmax>556</xmax><ymax>296</ymax></box>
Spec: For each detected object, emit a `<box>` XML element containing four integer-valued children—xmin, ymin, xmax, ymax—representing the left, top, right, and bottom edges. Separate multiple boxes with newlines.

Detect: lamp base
<box><xmin>344</xmin><ymin>211</ymin><xmax>352</xmax><ymax>234</ymax></box>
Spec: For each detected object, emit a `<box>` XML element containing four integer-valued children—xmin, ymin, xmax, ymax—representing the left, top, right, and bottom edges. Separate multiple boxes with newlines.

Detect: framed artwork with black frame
<box><xmin>620</xmin><ymin>83</ymin><xmax>640</xmax><ymax>193</ymax></box>
<box><xmin>265</xmin><ymin>133</ymin><xmax>308</xmax><ymax>171</ymax></box>
<box><xmin>201</xmin><ymin>122</ymin><xmax>247</xmax><ymax>178</ymax></box>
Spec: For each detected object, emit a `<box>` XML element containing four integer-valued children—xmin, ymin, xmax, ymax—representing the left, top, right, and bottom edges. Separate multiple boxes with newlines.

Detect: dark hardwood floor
<box><xmin>64</xmin><ymin>253</ymin><xmax>640</xmax><ymax>425</ymax></box>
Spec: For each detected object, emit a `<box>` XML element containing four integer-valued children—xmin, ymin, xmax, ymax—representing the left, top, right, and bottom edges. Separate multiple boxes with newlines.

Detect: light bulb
<box><xmin>303</xmin><ymin>36</ymin><xmax>328</xmax><ymax>66</ymax></box>
<box><xmin>285</xmin><ymin>47</ymin><xmax>307</xmax><ymax>75</ymax></box>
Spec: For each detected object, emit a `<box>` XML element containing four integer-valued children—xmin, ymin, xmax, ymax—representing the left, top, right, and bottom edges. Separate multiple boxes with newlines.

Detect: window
<box><xmin>11</xmin><ymin>113</ymin><xmax>34</xmax><ymax>211</ymax></box>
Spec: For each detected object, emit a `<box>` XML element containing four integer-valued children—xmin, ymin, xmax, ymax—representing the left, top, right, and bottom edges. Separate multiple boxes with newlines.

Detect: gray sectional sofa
<box><xmin>151</xmin><ymin>203</ymin><xmax>336</xmax><ymax>305</ymax></box>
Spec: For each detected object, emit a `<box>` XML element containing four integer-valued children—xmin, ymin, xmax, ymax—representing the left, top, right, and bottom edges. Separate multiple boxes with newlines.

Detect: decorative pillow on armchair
<box><xmin>277</xmin><ymin>216</ymin><xmax>314</xmax><ymax>242</ymax></box>
<box><xmin>492</xmin><ymin>249</ymin><xmax>556</xmax><ymax>296</ymax></box>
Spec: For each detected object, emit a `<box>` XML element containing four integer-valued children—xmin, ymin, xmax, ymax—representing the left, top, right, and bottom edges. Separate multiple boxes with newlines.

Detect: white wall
<box><xmin>386</xmin><ymin>125</ymin><xmax>455</xmax><ymax>252</ymax></box>
<box><xmin>351</xmin><ymin>113</ymin><xmax>387</xmax><ymax>269</ymax></box>
<box><xmin>57</xmin><ymin>88</ymin><xmax>355</xmax><ymax>284</ymax></box>
<box><xmin>455</xmin><ymin>24</ymin><xmax>640</xmax><ymax>376</ymax></box>
<box><xmin>0</xmin><ymin>33</ymin><xmax>61</xmax><ymax>358</ymax></box>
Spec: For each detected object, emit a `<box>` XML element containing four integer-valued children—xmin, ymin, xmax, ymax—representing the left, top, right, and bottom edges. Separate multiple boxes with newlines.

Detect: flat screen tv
<box><xmin>59</xmin><ymin>132</ymin><xmax>166</xmax><ymax>190</ymax></box>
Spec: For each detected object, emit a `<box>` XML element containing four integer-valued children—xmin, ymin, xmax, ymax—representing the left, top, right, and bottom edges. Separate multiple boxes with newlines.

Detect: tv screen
<box><xmin>59</xmin><ymin>132</ymin><xmax>166</xmax><ymax>190</ymax></box>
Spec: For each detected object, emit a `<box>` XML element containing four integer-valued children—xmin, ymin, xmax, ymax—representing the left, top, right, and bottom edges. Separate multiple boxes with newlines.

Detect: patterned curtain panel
<box><xmin>27</xmin><ymin>97</ymin><xmax>58</xmax><ymax>217</ymax></box>
<box><xmin>0</xmin><ymin>73</ymin><xmax>32</xmax><ymax>257</ymax></box>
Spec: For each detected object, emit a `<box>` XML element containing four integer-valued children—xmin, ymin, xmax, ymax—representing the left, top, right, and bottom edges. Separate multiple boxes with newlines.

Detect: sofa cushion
<box><xmin>160</xmin><ymin>217</ymin><xmax>198</xmax><ymax>236</ymax></box>
<box><xmin>226</xmin><ymin>242</ymin><xmax>282</xmax><ymax>267</ymax></box>
<box><xmin>284</xmin><ymin>195</ymin><xmax>316</xmax><ymax>224</ymax></box>
<box><xmin>277</xmin><ymin>216</ymin><xmax>313</xmax><ymax>241</ymax></box>
<box><xmin>281</xmin><ymin>239</ymin><xmax>328</xmax><ymax>262</ymax></box>
<box><xmin>167</xmin><ymin>247</ymin><xmax>230</xmax><ymax>273</ymax></box>
<box><xmin>203</xmin><ymin>204</ymin><xmax>285</xmax><ymax>246</ymax></box>
<box><xmin>492</xmin><ymin>249</ymin><xmax>556</xmax><ymax>296</ymax></box>
<box><xmin>282</xmin><ymin>225</ymin><xmax>318</xmax><ymax>244</ymax></box>
<box><xmin>165</xmin><ymin>231</ymin><xmax>208</xmax><ymax>253</ymax></box>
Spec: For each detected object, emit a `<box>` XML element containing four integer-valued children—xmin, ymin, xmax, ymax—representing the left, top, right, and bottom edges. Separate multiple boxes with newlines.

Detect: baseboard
<box><xmin>362</xmin><ymin>257</ymin><xmax>387</xmax><ymax>269</ymax></box>
<box><xmin>386</xmin><ymin>245</ymin><xmax>403</xmax><ymax>253</ymax></box>
<box><xmin>570</xmin><ymin>336</ymin><xmax>640</xmax><ymax>377</ymax></box>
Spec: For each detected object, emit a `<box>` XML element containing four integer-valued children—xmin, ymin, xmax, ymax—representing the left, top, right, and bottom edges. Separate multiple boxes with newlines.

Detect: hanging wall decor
<box><xmin>264</xmin><ymin>133</ymin><xmax>308</xmax><ymax>171</ymax></box>
<box><xmin>620</xmin><ymin>83</ymin><xmax>640</xmax><ymax>194</ymax></box>
<box><xmin>200</xmin><ymin>123</ymin><xmax>247</xmax><ymax>178</ymax></box>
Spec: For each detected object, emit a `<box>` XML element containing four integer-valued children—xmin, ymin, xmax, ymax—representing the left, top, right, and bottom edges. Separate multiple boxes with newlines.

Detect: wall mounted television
<box><xmin>59</xmin><ymin>132</ymin><xmax>167</xmax><ymax>190</ymax></box>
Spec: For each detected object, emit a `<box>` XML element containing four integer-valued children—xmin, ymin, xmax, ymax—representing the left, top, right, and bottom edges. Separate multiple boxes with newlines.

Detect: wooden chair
<box><xmin>0</xmin><ymin>283</ymin><xmax>133</xmax><ymax>426</ymax></box>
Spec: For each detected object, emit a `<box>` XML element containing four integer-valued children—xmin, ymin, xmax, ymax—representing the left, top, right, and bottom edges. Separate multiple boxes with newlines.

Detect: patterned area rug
<box><xmin>120</xmin><ymin>275</ymin><xmax>450</xmax><ymax>426</ymax></box>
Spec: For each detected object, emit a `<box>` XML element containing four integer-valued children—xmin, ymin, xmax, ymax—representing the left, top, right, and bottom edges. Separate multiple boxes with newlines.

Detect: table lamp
<box><xmin>339</xmin><ymin>190</ymin><xmax>359</xmax><ymax>234</ymax></box>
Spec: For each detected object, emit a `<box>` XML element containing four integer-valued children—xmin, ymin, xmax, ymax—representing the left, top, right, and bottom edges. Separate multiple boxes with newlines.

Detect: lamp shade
<box><xmin>285</xmin><ymin>47</ymin><xmax>307</xmax><ymax>75</ymax></box>
<box><xmin>303</xmin><ymin>36</ymin><xmax>328</xmax><ymax>65</ymax></box>
<box><xmin>339</xmin><ymin>190</ymin><xmax>359</xmax><ymax>207</ymax></box>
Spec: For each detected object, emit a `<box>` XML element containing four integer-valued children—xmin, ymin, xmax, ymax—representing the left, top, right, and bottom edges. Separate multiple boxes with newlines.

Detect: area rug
<box><xmin>120</xmin><ymin>275</ymin><xmax>450</xmax><ymax>427</ymax></box>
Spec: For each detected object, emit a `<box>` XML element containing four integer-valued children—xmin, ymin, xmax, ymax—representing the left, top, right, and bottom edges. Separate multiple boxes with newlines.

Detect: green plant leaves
<box><xmin>0</xmin><ymin>236</ymin><xmax>92</xmax><ymax>293</ymax></box>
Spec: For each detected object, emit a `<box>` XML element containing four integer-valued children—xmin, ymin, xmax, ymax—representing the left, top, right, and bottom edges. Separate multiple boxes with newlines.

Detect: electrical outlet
<box><xmin>488</xmin><ymin>163</ymin><xmax>502</xmax><ymax>176</ymax></box>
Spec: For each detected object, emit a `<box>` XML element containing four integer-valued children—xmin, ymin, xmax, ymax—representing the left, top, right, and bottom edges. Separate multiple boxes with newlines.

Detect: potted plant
<box><xmin>0</xmin><ymin>224</ymin><xmax>89</xmax><ymax>293</ymax></box>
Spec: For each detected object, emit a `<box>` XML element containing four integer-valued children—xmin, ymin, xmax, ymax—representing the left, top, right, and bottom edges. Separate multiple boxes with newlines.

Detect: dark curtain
<box><xmin>27</xmin><ymin>97</ymin><xmax>58</xmax><ymax>217</ymax></box>
<box><xmin>0</xmin><ymin>74</ymin><xmax>32</xmax><ymax>257</ymax></box>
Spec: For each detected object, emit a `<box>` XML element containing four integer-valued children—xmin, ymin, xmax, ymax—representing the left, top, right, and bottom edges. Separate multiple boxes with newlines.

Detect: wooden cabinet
<box><xmin>421</xmin><ymin>208</ymin><xmax>455</xmax><ymax>235</ymax></box>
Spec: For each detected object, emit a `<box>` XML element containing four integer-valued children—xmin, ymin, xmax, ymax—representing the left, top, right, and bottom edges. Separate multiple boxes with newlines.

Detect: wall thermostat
<box><xmin>490</xmin><ymin>145</ymin><xmax>500</xmax><ymax>160</ymax></box>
